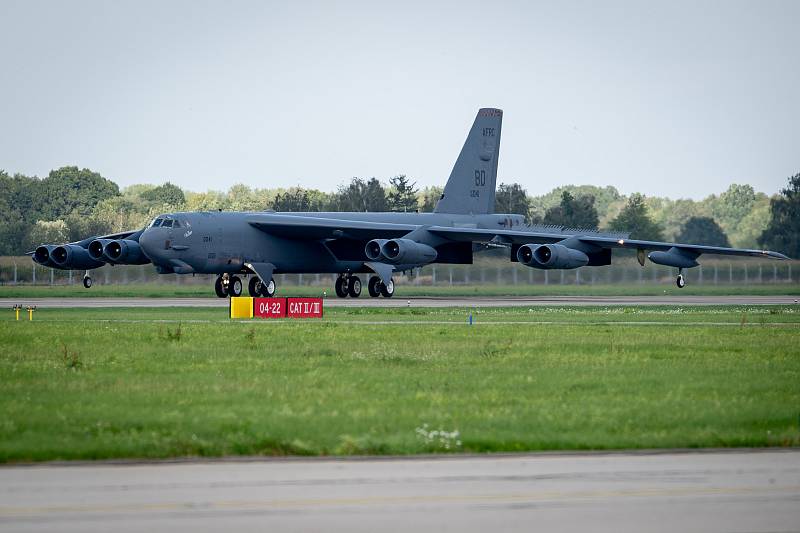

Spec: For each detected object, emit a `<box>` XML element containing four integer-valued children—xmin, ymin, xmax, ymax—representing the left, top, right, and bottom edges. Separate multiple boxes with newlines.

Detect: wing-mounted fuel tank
<box><xmin>647</xmin><ymin>247</ymin><xmax>700</xmax><ymax>269</ymax></box>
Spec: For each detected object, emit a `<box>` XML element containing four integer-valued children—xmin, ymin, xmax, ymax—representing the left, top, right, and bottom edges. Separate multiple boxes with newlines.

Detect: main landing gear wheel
<box><xmin>228</xmin><ymin>276</ymin><xmax>243</xmax><ymax>297</ymax></box>
<box><xmin>379</xmin><ymin>277</ymin><xmax>394</xmax><ymax>298</ymax></box>
<box><xmin>214</xmin><ymin>275</ymin><xmax>228</xmax><ymax>298</ymax></box>
<box><xmin>335</xmin><ymin>276</ymin><xmax>348</xmax><ymax>298</ymax></box>
<box><xmin>82</xmin><ymin>275</ymin><xmax>92</xmax><ymax>289</ymax></box>
<box><xmin>676</xmin><ymin>273</ymin><xmax>686</xmax><ymax>288</ymax></box>
<box><xmin>347</xmin><ymin>276</ymin><xmax>362</xmax><ymax>298</ymax></box>
<box><xmin>367</xmin><ymin>276</ymin><xmax>381</xmax><ymax>297</ymax></box>
<box><xmin>262</xmin><ymin>278</ymin><xmax>276</xmax><ymax>297</ymax></box>
<box><xmin>248</xmin><ymin>277</ymin><xmax>262</xmax><ymax>297</ymax></box>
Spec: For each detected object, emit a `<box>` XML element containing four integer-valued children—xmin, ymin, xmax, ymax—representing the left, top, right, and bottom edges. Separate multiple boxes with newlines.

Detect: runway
<box><xmin>4</xmin><ymin>295</ymin><xmax>799</xmax><ymax>308</ymax></box>
<box><xmin>1</xmin><ymin>450</ymin><xmax>798</xmax><ymax>532</ymax></box>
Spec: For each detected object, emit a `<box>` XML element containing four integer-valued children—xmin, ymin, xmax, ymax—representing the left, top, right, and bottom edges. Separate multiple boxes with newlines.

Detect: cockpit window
<box><xmin>151</xmin><ymin>218</ymin><xmax>163</xmax><ymax>227</ymax></box>
<box><xmin>161</xmin><ymin>219</ymin><xmax>174</xmax><ymax>228</ymax></box>
<box><xmin>172</xmin><ymin>220</ymin><xmax>181</xmax><ymax>228</ymax></box>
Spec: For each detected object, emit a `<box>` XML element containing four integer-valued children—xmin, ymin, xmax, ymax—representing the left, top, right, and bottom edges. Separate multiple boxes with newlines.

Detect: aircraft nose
<box><xmin>138</xmin><ymin>229</ymin><xmax>163</xmax><ymax>262</ymax></box>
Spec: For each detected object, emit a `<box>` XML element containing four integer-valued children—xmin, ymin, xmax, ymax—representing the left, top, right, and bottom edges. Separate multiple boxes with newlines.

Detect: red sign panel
<box><xmin>254</xmin><ymin>298</ymin><xmax>286</xmax><ymax>318</ymax></box>
<box><xmin>286</xmin><ymin>298</ymin><xmax>324</xmax><ymax>318</ymax></box>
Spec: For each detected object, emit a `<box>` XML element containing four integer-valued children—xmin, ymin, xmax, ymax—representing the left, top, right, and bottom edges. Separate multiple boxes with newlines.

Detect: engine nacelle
<box><xmin>648</xmin><ymin>247</ymin><xmax>699</xmax><ymax>269</ymax></box>
<box><xmin>51</xmin><ymin>244</ymin><xmax>105</xmax><ymax>269</ymax></box>
<box><xmin>380</xmin><ymin>239</ymin><xmax>438</xmax><ymax>265</ymax></box>
<box><xmin>88</xmin><ymin>239</ymin><xmax>114</xmax><ymax>261</ymax></box>
<box><xmin>103</xmin><ymin>239</ymin><xmax>149</xmax><ymax>265</ymax></box>
<box><xmin>517</xmin><ymin>243</ymin><xmax>589</xmax><ymax>270</ymax></box>
<box><xmin>365</xmin><ymin>239</ymin><xmax>389</xmax><ymax>261</ymax></box>
<box><xmin>33</xmin><ymin>245</ymin><xmax>57</xmax><ymax>267</ymax></box>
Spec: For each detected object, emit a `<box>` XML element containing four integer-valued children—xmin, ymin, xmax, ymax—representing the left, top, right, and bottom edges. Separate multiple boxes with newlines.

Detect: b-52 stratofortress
<box><xmin>32</xmin><ymin>108</ymin><xmax>789</xmax><ymax>298</ymax></box>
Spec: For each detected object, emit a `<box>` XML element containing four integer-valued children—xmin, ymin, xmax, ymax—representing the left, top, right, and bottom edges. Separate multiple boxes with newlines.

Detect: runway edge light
<box><xmin>230</xmin><ymin>297</ymin><xmax>254</xmax><ymax>319</ymax></box>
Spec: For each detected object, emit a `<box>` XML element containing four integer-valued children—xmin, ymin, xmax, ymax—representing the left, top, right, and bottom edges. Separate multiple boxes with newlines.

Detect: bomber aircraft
<box><xmin>31</xmin><ymin>108</ymin><xmax>789</xmax><ymax>298</ymax></box>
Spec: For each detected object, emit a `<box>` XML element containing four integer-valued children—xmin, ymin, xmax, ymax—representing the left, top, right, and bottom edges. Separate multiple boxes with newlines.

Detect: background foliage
<box><xmin>1</xmin><ymin>167</ymin><xmax>796</xmax><ymax>257</ymax></box>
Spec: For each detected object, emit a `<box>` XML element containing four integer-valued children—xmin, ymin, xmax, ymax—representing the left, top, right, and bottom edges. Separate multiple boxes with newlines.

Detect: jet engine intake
<box><xmin>51</xmin><ymin>244</ymin><xmax>105</xmax><ymax>269</ymax></box>
<box><xmin>33</xmin><ymin>245</ymin><xmax>57</xmax><ymax>267</ymax></box>
<box><xmin>365</xmin><ymin>239</ymin><xmax>389</xmax><ymax>261</ymax></box>
<box><xmin>647</xmin><ymin>247</ymin><xmax>699</xmax><ymax>269</ymax></box>
<box><xmin>88</xmin><ymin>239</ymin><xmax>113</xmax><ymax>261</ymax></box>
<box><xmin>516</xmin><ymin>243</ymin><xmax>589</xmax><ymax>270</ymax></box>
<box><xmin>103</xmin><ymin>239</ymin><xmax>149</xmax><ymax>265</ymax></box>
<box><xmin>380</xmin><ymin>239</ymin><xmax>438</xmax><ymax>265</ymax></box>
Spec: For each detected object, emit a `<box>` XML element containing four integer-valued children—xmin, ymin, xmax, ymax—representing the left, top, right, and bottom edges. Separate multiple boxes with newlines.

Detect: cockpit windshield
<box><xmin>161</xmin><ymin>219</ymin><xmax>174</xmax><ymax>228</ymax></box>
<box><xmin>151</xmin><ymin>218</ymin><xmax>163</xmax><ymax>228</ymax></box>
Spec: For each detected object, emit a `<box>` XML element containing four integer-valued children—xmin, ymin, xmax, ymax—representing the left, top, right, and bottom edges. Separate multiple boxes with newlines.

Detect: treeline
<box><xmin>1</xmin><ymin>167</ymin><xmax>797</xmax><ymax>257</ymax></box>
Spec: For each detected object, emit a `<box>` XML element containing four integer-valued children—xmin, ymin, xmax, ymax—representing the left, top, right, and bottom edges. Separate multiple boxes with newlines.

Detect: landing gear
<box><xmin>347</xmin><ymin>276</ymin><xmax>362</xmax><ymax>298</ymax></box>
<box><xmin>82</xmin><ymin>274</ymin><xmax>92</xmax><ymax>289</ymax></box>
<box><xmin>214</xmin><ymin>275</ymin><xmax>228</xmax><ymax>298</ymax></box>
<box><xmin>676</xmin><ymin>273</ymin><xmax>686</xmax><ymax>288</ymax></box>
<box><xmin>248</xmin><ymin>277</ymin><xmax>263</xmax><ymax>297</ymax></box>
<box><xmin>367</xmin><ymin>276</ymin><xmax>381</xmax><ymax>297</ymax></box>
<box><xmin>379</xmin><ymin>277</ymin><xmax>395</xmax><ymax>298</ymax></box>
<box><xmin>335</xmin><ymin>276</ymin><xmax>348</xmax><ymax>298</ymax></box>
<box><xmin>229</xmin><ymin>276</ymin><xmax>243</xmax><ymax>297</ymax></box>
<box><xmin>262</xmin><ymin>278</ymin><xmax>276</xmax><ymax>297</ymax></box>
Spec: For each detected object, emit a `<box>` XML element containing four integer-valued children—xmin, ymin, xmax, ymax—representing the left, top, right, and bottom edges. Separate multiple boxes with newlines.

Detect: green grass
<box><xmin>1</xmin><ymin>306</ymin><xmax>798</xmax><ymax>462</ymax></box>
<box><xmin>1</xmin><ymin>282</ymin><xmax>799</xmax><ymax>298</ymax></box>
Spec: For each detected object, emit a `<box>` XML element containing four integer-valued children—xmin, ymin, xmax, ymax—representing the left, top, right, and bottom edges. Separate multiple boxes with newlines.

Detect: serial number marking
<box><xmin>470</xmin><ymin>190</ymin><xmax>480</xmax><ymax>198</ymax></box>
<box><xmin>482</xmin><ymin>127</ymin><xmax>495</xmax><ymax>137</ymax></box>
<box><xmin>474</xmin><ymin>169</ymin><xmax>486</xmax><ymax>186</ymax></box>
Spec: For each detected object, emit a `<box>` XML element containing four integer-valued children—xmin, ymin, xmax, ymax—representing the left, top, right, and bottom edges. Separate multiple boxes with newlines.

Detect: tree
<box><xmin>676</xmin><ymin>216</ymin><xmax>730</xmax><ymax>247</ymax></box>
<box><xmin>494</xmin><ymin>183</ymin><xmax>531</xmax><ymax>219</ymax></box>
<box><xmin>140</xmin><ymin>181</ymin><xmax>185</xmax><ymax>206</ymax></box>
<box><xmin>759</xmin><ymin>172</ymin><xmax>800</xmax><ymax>258</ymax></box>
<box><xmin>542</xmin><ymin>191</ymin><xmax>599</xmax><ymax>229</ymax></box>
<box><xmin>332</xmin><ymin>178</ymin><xmax>388</xmax><ymax>212</ymax></box>
<box><xmin>419</xmin><ymin>186</ymin><xmax>443</xmax><ymax>213</ymax></box>
<box><xmin>25</xmin><ymin>220</ymin><xmax>69</xmax><ymax>249</ymax></box>
<box><xmin>387</xmin><ymin>175</ymin><xmax>419</xmax><ymax>212</ymax></box>
<box><xmin>39</xmin><ymin>166</ymin><xmax>120</xmax><ymax>219</ymax></box>
<box><xmin>607</xmin><ymin>193</ymin><xmax>664</xmax><ymax>240</ymax></box>
<box><xmin>272</xmin><ymin>188</ymin><xmax>328</xmax><ymax>212</ymax></box>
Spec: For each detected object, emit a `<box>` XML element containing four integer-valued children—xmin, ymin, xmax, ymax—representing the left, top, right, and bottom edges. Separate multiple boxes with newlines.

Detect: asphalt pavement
<box><xmin>1</xmin><ymin>450</ymin><xmax>798</xmax><ymax>532</ymax></box>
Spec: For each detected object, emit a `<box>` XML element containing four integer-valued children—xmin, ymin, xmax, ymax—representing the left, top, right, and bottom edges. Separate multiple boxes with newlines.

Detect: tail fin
<box><xmin>434</xmin><ymin>108</ymin><xmax>502</xmax><ymax>215</ymax></box>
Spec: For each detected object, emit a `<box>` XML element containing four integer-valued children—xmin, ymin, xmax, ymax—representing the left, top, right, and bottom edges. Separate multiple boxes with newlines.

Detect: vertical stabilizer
<box><xmin>434</xmin><ymin>108</ymin><xmax>502</xmax><ymax>215</ymax></box>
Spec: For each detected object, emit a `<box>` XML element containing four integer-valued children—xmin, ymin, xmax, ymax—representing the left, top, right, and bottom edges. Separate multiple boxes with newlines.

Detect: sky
<box><xmin>1</xmin><ymin>0</ymin><xmax>798</xmax><ymax>199</ymax></box>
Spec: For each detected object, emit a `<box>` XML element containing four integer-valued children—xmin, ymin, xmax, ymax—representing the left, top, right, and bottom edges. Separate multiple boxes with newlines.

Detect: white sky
<box><xmin>1</xmin><ymin>0</ymin><xmax>798</xmax><ymax>198</ymax></box>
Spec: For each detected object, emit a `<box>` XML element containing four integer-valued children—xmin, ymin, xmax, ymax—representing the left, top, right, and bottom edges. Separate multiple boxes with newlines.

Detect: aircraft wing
<box><xmin>247</xmin><ymin>214</ymin><xmax>416</xmax><ymax>240</ymax></box>
<box><xmin>427</xmin><ymin>226</ymin><xmax>790</xmax><ymax>259</ymax></box>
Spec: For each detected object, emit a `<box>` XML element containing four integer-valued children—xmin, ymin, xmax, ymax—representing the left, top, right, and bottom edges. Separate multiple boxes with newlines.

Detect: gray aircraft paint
<box><xmin>31</xmin><ymin>108</ymin><xmax>789</xmax><ymax>296</ymax></box>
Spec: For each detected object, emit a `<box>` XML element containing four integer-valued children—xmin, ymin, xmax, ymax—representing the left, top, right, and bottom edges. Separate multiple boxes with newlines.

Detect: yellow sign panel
<box><xmin>230</xmin><ymin>297</ymin><xmax>253</xmax><ymax>319</ymax></box>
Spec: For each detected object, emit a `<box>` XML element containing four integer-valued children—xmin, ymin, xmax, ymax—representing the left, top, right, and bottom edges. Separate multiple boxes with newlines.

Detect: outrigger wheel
<box><xmin>82</xmin><ymin>275</ymin><xmax>92</xmax><ymax>289</ymax></box>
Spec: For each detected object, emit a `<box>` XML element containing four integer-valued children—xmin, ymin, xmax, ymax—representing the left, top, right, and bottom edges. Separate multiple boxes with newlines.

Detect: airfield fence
<box><xmin>1</xmin><ymin>254</ymin><xmax>798</xmax><ymax>288</ymax></box>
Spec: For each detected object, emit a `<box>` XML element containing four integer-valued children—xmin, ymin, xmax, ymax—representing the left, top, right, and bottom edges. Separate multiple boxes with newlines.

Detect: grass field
<box><xmin>1</xmin><ymin>305</ymin><xmax>799</xmax><ymax>462</ymax></box>
<box><xmin>1</xmin><ymin>282</ymin><xmax>799</xmax><ymax>298</ymax></box>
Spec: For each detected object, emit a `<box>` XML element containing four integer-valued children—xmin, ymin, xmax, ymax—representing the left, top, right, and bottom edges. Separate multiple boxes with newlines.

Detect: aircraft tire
<box><xmin>676</xmin><ymin>274</ymin><xmax>686</xmax><ymax>288</ymax></box>
<box><xmin>335</xmin><ymin>277</ymin><xmax>348</xmax><ymax>298</ymax></box>
<box><xmin>348</xmin><ymin>276</ymin><xmax>362</xmax><ymax>298</ymax></box>
<box><xmin>367</xmin><ymin>276</ymin><xmax>381</xmax><ymax>297</ymax></box>
<box><xmin>262</xmin><ymin>278</ymin><xmax>276</xmax><ymax>297</ymax></box>
<box><xmin>82</xmin><ymin>276</ymin><xmax>92</xmax><ymax>289</ymax></box>
<box><xmin>229</xmin><ymin>276</ymin><xmax>243</xmax><ymax>297</ymax></box>
<box><xmin>214</xmin><ymin>276</ymin><xmax>227</xmax><ymax>298</ymax></box>
<box><xmin>248</xmin><ymin>277</ymin><xmax>262</xmax><ymax>297</ymax></box>
<box><xmin>379</xmin><ymin>278</ymin><xmax>394</xmax><ymax>298</ymax></box>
